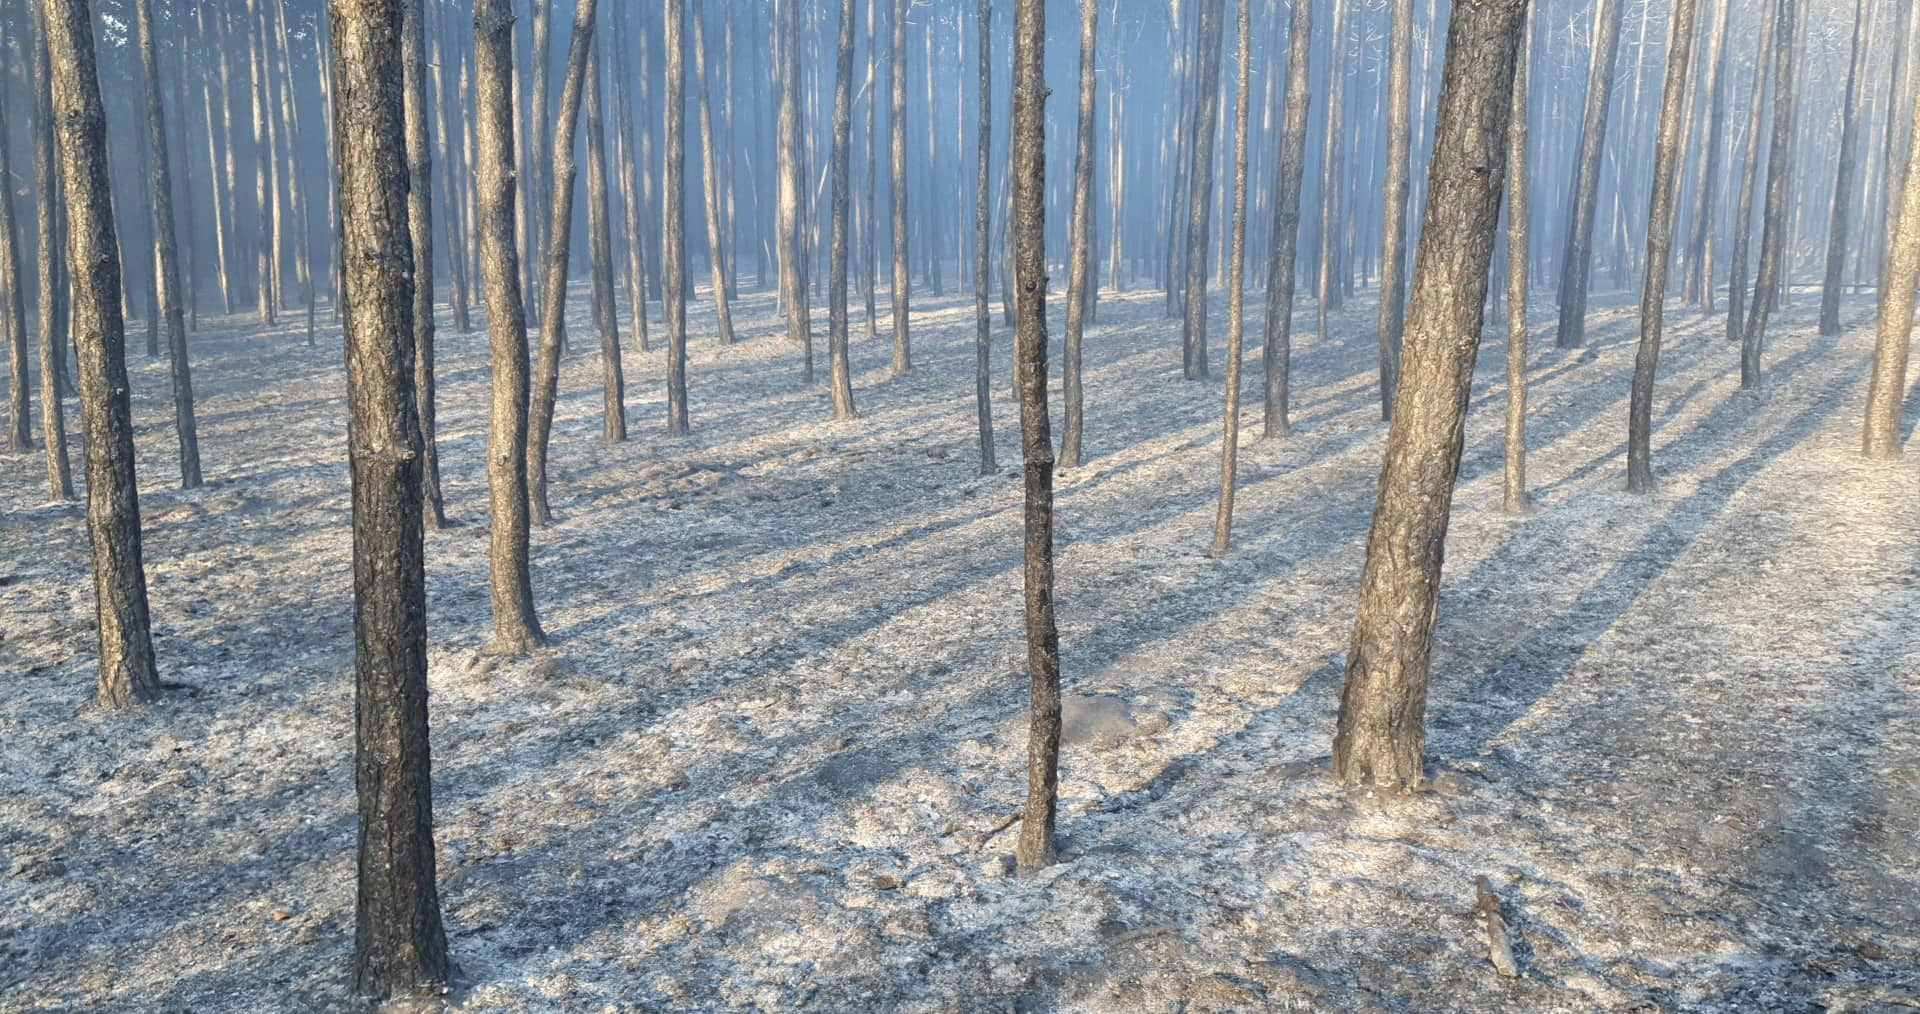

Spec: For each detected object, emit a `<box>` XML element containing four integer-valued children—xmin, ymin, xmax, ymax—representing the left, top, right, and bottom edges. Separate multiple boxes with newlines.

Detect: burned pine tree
<box><xmin>402</xmin><ymin>0</ymin><xmax>445</xmax><ymax>527</ymax></box>
<box><xmin>1178</xmin><ymin>0</ymin><xmax>1225</xmax><ymax>381</ymax></box>
<box><xmin>30</xmin><ymin>0</ymin><xmax>74</xmax><ymax>501</ymax></box>
<box><xmin>134</xmin><ymin>0</ymin><xmax>200</xmax><ymax>489</ymax></box>
<box><xmin>1376</xmin><ymin>0</ymin><xmax>1416</xmax><ymax>420</ymax></box>
<box><xmin>664</xmin><ymin>0</ymin><xmax>692</xmax><ymax>435</ymax></box>
<box><xmin>1503</xmin><ymin>2</ymin><xmax>1532</xmax><ymax>515</ymax></box>
<box><xmin>1060</xmin><ymin>0</ymin><xmax>1099</xmax><ymax>468</ymax></box>
<box><xmin>328</xmin><ymin>0</ymin><xmax>451</xmax><ymax>996</ymax></box>
<box><xmin>1554</xmin><ymin>0</ymin><xmax>1624</xmax><ymax>350</ymax></box>
<box><xmin>584</xmin><ymin>46</ymin><xmax>626</xmax><ymax>443</ymax></box>
<box><xmin>888</xmin><ymin>0</ymin><xmax>911</xmax><ymax>374</ymax></box>
<box><xmin>827</xmin><ymin>0</ymin><xmax>858</xmax><ymax>421</ymax></box>
<box><xmin>1863</xmin><ymin>57</ymin><xmax>1920</xmax><ymax>457</ymax></box>
<box><xmin>1740</xmin><ymin>0</ymin><xmax>1797</xmax><ymax>391</ymax></box>
<box><xmin>1210</xmin><ymin>0</ymin><xmax>1252</xmax><ymax>557</ymax></box>
<box><xmin>1332</xmin><ymin>0</ymin><xmax>1528</xmax><ymax>792</ymax></box>
<box><xmin>1262</xmin><ymin>0</ymin><xmax>1313</xmax><ymax>440</ymax></box>
<box><xmin>973</xmin><ymin>0</ymin><xmax>995</xmax><ymax>473</ymax></box>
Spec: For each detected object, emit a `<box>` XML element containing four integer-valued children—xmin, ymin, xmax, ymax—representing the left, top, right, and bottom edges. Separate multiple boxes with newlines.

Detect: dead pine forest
<box><xmin>3</xmin><ymin>0</ymin><xmax>1919</xmax><ymax>1008</ymax></box>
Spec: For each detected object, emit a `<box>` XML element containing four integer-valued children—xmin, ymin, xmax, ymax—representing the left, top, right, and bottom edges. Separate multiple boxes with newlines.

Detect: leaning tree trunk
<box><xmin>0</xmin><ymin>88</ymin><xmax>27</xmax><ymax>454</ymax></box>
<box><xmin>1179</xmin><ymin>0</ymin><xmax>1225</xmax><ymax>381</ymax></box>
<box><xmin>1376</xmin><ymin>0</ymin><xmax>1415</xmax><ymax>421</ymax></box>
<box><xmin>30</xmin><ymin>4</ymin><xmax>74</xmax><ymax>501</ymax></box>
<box><xmin>1503</xmin><ymin>4</ymin><xmax>1532</xmax><ymax>514</ymax></box>
<box><xmin>401</xmin><ymin>0</ymin><xmax>445</xmax><ymax>528</ymax></box>
<box><xmin>664</xmin><ymin>0</ymin><xmax>691</xmax><ymax>435</ymax></box>
<box><xmin>888</xmin><ymin>0</ymin><xmax>911</xmax><ymax>374</ymax></box>
<box><xmin>1741</xmin><ymin>0</ymin><xmax>1796</xmax><ymax>390</ymax></box>
<box><xmin>826</xmin><ymin>0</ymin><xmax>858</xmax><ymax>420</ymax></box>
<box><xmin>693</xmin><ymin>3</ymin><xmax>736</xmax><ymax>347</ymax></box>
<box><xmin>1262</xmin><ymin>0</ymin><xmax>1313</xmax><ymax>440</ymax></box>
<box><xmin>1863</xmin><ymin>77</ymin><xmax>1920</xmax><ymax>456</ymax></box>
<box><xmin>1060</xmin><ymin>0</ymin><xmax>1099</xmax><ymax>467</ymax></box>
<box><xmin>1010</xmin><ymin>0</ymin><xmax>1060</xmax><ymax>878</ymax></box>
<box><xmin>1209</xmin><ymin>0</ymin><xmax>1251</xmax><ymax>556</ymax></box>
<box><xmin>1819</xmin><ymin>0</ymin><xmax>1868</xmax><ymax>337</ymax></box>
<box><xmin>1554</xmin><ymin>0</ymin><xmax>1624</xmax><ymax>349</ymax></box>
<box><xmin>46</xmin><ymin>0</ymin><xmax>162</xmax><ymax>710</ymax></box>
<box><xmin>1627</xmin><ymin>0</ymin><xmax>1702</xmax><ymax>493</ymax></box>
<box><xmin>134</xmin><ymin>0</ymin><xmax>200</xmax><ymax>489</ymax></box>
<box><xmin>329</xmin><ymin>0</ymin><xmax>451</xmax><ymax>997</ymax></box>
<box><xmin>473</xmin><ymin>0</ymin><xmax>546</xmax><ymax>654</ymax></box>
<box><xmin>973</xmin><ymin>0</ymin><xmax>995</xmax><ymax>474</ymax></box>
<box><xmin>1332</xmin><ymin>0</ymin><xmax>1527</xmax><ymax>792</ymax></box>
<box><xmin>584</xmin><ymin>47</ymin><xmax>626</xmax><ymax>443</ymax></box>
<box><xmin>525</xmin><ymin>0</ymin><xmax>600</xmax><ymax>524</ymax></box>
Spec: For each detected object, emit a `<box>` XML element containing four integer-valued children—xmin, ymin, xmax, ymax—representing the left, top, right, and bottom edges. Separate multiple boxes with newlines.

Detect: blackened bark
<box><xmin>1682</xmin><ymin>0</ymin><xmax>1730</xmax><ymax>310</ymax></box>
<box><xmin>1262</xmin><ymin>0</ymin><xmax>1312</xmax><ymax>440</ymax></box>
<box><xmin>693</xmin><ymin>3</ymin><xmax>735</xmax><ymax>348</ymax></box>
<box><xmin>402</xmin><ymin>0</ymin><xmax>445</xmax><ymax>528</ymax></box>
<box><xmin>1819</xmin><ymin>0</ymin><xmax>1868</xmax><ymax>337</ymax></box>
<box><xmin>1377</xmin><ymin>0</ymin><xmax>1414</xmax><ymax>420</ymax></box>
<box><xmin>889</xmin><ymin>0</ymin><xmax>911</xmax><ymax>374</ymax></box>
<box><xmin>827</xmin><ymin>0</ymin><xmax>858</xmax><ymax>420</ymax></box>
<box><xmin>1727</xmin><ymin>0</ymin><xmax>1776</xmax><ymax>345</ymax></box>
<box><xmin>1010</xmin><ymin>0</ymin><xmax>1060</xmax><ymax>877</ymax></box>
<box><xmin>1209</xmin><ymin>0</ymin><xmax>1251</xmax><ymax>556</ymax></box>
<box><xmin>973</xmin><ymin>0</ymin><xmax>995</xmax><ymax>474</ymax></box>
<box><xmin>330</xmin><ymin>0</ymin><xmax>451</xmax><ymax>996</ymax></box>
<box><xmin>31</xmin><ymin>4</ymin><xmax>74</xmax><ymax>501</ymax></box>
<box><xmin>134</xmin><ymin>0</ymin><xmax>200</xmax><ymax>488</ymax></box>
<box><xmin>1315</xmin><ymin>0</ymin><xmax>1350</xmax><ymax>336</ymax></box>
<box><xmin>1740</xmin><ymin>0</ymin><xmax>1795</xmax><ymax>390</ymax></box>
<box><xmin>46</xmin><ymin>0</ymin><xmax>162</xmax><ymax>710</ymax></box>
<box><xmin>612</xmin><ymin>1</ymin><xmax>651</xmax><ymax>354</ymax></box>
<box><xmin>1061</xmin><ymin>0</ymin><xmax>1098</xmax><ymax>467</ymax></box>
<box><xmin>1554</xmin><ymin>0</ymin><xmax>1623</xmax><ymax>349</ymax></box>
<box><xmin>1179</xmin><ymin>0</ymin><xmax>1224</xmax><ymax>380</ymax></box>
<box><xmin>1627</xmin><ymin>0</ymin><xmax>1701</xmax><ymax>493</ymax></box>
<box><xmin>778</xmin><ymin>0</ymin><xmax>813</xmax><ymax>379</ymax></box>
<box><xmin>474</xmin><ymin>0</ymin><xmax>546</xmax><ymax>652</ymax></box>
<box><xmin>664</xmin><ymin>0</ymin><xmax>691</xmax><ymax>435</ymax></box>
<box><xmin>1332</xmin><ymin>0</ymin><xmax>1526</xmax><ymax>792</ymax></box>
<box><xmin>585</xmin><ymin>47</ymin><xmax>626</xmax><ymax>443</ymax></box>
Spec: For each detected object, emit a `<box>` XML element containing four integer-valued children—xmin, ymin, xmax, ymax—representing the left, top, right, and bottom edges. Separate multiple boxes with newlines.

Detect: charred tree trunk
<box><xmin>1060</xmin><ymin>0</ymin><xmax>1099</xmax><ymax>467</ymax></box>
<box><xmin>1741</xmin><ymin>0</ymin><xmax>1796</xmax><ymax>390</ymax></box>
<box><xmin>612</xmin><ymin>1</ymin><xmax>650</xmax><ymax>353</ymax></box>
<box><xmin>402</xmin><ymin>0</ymin><xmax>445</xmax><ymax>528</ymax></box>
<box><xmin>827</xmin><ymin>0</ymin><xmax>858</xmax><ymax>420</ymax></box>
<box><xmin>1554</xmin><ymin>0</ymin><xmax>1624</xmax><ymax>349</ymax></box>
<box><xmin>1503</xmin><ymin>4</ymin><xmax>1532</xmax><ymax>515</ymax></box>
<box><xmin>46</xmin><ymin>0</ymin><xmax>162</xmax><ymax>709</ymax></box>
<box><xmin>693</xmin><ymin>2</ymin><xmax>736</xmax><ymax>348</ymax></box>
<box><xmin>1010</xmin><ymin>0</ymin><xmax>1060</xmax><ymax>878</ymax></box>
<box><xmin>1179</xmin><ymin>0</ymin><xmax>1225</xmax><ymax>381</ymax></box>
<box><xmin>1262</xmin><ymin>0</ymin><xmax>1312</xmax><ymax>440</ymax></box>
<box><xmin>134</xmin><ymin>0</ymin><xmax>199</xmax><ymax>488</ymax></box>
<box><xmin>1315</xmin><ymin>0</ymin><xmax>1351</xmax><ymax>337</ymax></box>
<box><xmin>584</xmin><ymin>48</ymin><xmax>626</xmax><ymax>443</ymax></box>
<box><xmin>1863</xmin><ymin>80</ymin><xmax>1920</xmax><ymax>456</ymax></box>
<box><xmin>1332</xmin><ymin>0</ymin><xmax>1527</xmax><ymax>792</ymax></box>
<box><xmin>665</xmin><ymin>0</ymin><xmax>691</xmax><ymax>435</ymax></box>
<box><xmin>473</xmin><ymin>0</ymin><xmax>546</xmax><ymax>653</ymax></box>
<box><xmin>1209</xmin><ymin>0</ymin><xmax>1251</xmax><ymax>556</ymax></box>
<box><xmin>776</xmin><ymin>0</ymin><xmax>813</xmax><ymax>379</ymax></box>
<box><xmin>864</xmin><ymin>0</ymin><xmax>880</xmax><ymax>338</ymax></box>
<box><xmin>1682</xmin><ymin>0</ymin><xmax>1731</xmax><ymax>310</ymax></box>
<box><xmin>330</xmin><ymin>0</ymin><xmax>452</xmax><ymax>996</ymax></box>
<box><xmin>888</xmin><ymin>0</ymin><xmax>911</xmax><ymax>374</ymax></box>
<box><xmin>973</xmin><ymin>0</ymin><xmax>995</xmax><ymax>474</ymax></box>
<box><xmin>1</xmin><ymin>89</ymin><xmax>27</xmax><ymax>454</ymax></box>
<box><xmin>1377</xmin><ymin>0</ymin><xmax>1415</xmax><ymax>420</ymax></box>
<box><xmin>1819</xmin><ymin>0</ymin><xmax>1867</xmax><ymax>337</ymax></box>
<box><xmin>1727</xmin><ymin>0</ymin><xmax>1777</xmax><ymax>345</ymax></box>
<box><xmin>31</xmin><ymin>4</ymin><xmax>74</xmax><ymax>500</ymax></box>
<box><xmin>1627</xmin><ymin>0</ymin><xmax>1701</xmax><ymax>493</ymax></box>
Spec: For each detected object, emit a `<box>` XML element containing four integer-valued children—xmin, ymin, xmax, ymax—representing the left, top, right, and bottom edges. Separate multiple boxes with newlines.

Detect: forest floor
<box><xmin>2</xmin><ymin>278</ymin><xmax>1917</xmax><ymax>1013</ymax></box>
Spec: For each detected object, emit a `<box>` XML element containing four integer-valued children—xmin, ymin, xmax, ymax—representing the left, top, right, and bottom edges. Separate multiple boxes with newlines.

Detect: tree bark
<box><xmin>1210</xmin><ymin>0</ymin><xmax>1251</xmax><ymax>556</ymax></box>
<box><xmin>474</xmin><ymin>0</ymin><xmax>546</xmax><ymax>653</ymax></box>
<box><xmin>330</xmin><ymin>0</ymin><xmax>452</xmax><ymax>996</ymax></box>
<box><xmin>585</xmin><ymin>46</ymin><xmax>626</xmax><ymax>443</ymax></box>
<box><xmin>693</xmin><ymin>3</ymin><xmax>735</xmax><ymax>349</ymax></box>
<box><xmin>1262</xmin><ymin>0</ymin><xmax>1312</xmax><ymax>440</ymax></box>
<box><xmin>1863</xmin><ymin>78</ymin><xmax>1920</xmax><ymax>456</ymax></box>
<box><xmin>827</xmin><ymin>0</ymin><xmax>859</xmax><ymax>420</ymax></box>
<box><xmin>1819</xmin><ymin>0</ymin><xmax>1868</xmax><ymax>337</ymax></box>
<box><xmin>1179</xmin><ymin>0</ymin><xmax>1225</xmax><ymax>381</ymax></box>
<box><xmin>401</xmin><ymin>0</ymin><xmax>445</xmax><ymax>527</ymax></box>
<box><xmin>1315</xmin><ymin>0</ymin><xmax>1351</xmax><ymax>339</ymax></box>
<box><xmin>1741</xmin><ymin>0</ymin><xmax>1796</xmax><ymax>390</ymax></box>
<box><xmin>664</xmin><ymin>0</ymin><xmax>691</xmax><ymax>435</ymax></box>
<box><xmin>30</xmin><ymin>3</ymin><xmax>74</xmax><ymax>501</ymax></box>
<box><xmin>776</xmin><ymin>0</ymin><xmax>814</xmax><ymax>381</ymax></box>
<box><xmin>1503</xmin><ymin>5</ymin><xmax>1531</xmax><ymax>514</ymax></box>
<box><xmin>1377</xmin><ymin>0</ymin><xmax>1415</xmax><ymax>420</ymax></box>
<box><xmin>1727</xmin><ymin>0</ymin><xmax>1777</xmax><ymax>345</ymax></box>
<box><xmin>526</xmin><ymin>0</ymin><xmax>600</xmax><ymax>523</ymax></box>
<box><xmin>1681</xmin><ymin>0</ymin><xmax>1731</xmax><ymax>310</ymax></box>
<box><xmin>973</xmin><ymin>0</ymin><xmax>995</xmax><ymax>474</ymax></box>
<box><xmin>612</xmin><ymin>1</ymin><xmax>651</xmax><ymax>353</ymax></box>
<box><xmin>888</xmin><ymin>0</ymin><xmax>911</xmax><ymax>374</ymax></box>
<box><xmin>1061</xmin><ymin>0</ymin><xmax>1099</xmax><ymax>467</ymax></box>
<box><xmin>1627</xmin><ymin>0</ymin><xmax>1702</xmax><ymax>493</ymax></box>
<box><xmin>1554</xmin><ymin>0</ymin><xmax>1624</xmax><ymax>349</ymax></box>
<box><xmin>1</xmin><ymin>82</ymin><xmax>28</xmax><ymax>454</ymax></box>
<box><xmin>1332</xmin><ymin>0</ymin><xmax>1527</xmax><ymax>792</ymax></box>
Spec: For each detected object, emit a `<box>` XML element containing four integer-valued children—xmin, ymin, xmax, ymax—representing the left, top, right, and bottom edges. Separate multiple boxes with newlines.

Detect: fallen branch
<box><xmin>1474</xmin><ymin>876</ymin><xmax>1520</xmax><ymax>978</ymax></box>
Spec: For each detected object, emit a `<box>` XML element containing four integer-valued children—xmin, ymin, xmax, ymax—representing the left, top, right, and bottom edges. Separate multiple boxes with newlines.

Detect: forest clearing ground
<box><xmin>2</xmin><ymin>280</ymin><xmax>1916</xmax><ymax>1011</ymax></box>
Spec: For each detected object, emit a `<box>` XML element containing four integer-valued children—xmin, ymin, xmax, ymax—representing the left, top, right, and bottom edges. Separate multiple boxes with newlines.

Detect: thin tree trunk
<box><xmin>402</xmin><ymin>0</ymin><xmax>445</xmax><ymax>528</ymax></box>
<box><xmin>1682</xmin><ymin>0</ymin><xmax>1730</xmax><ymax>310</ymax></box>
<box><xmin>473</xmin><ymin>0</ymin><xmax>545</xmax><ymax>653</ymax></box>
<box><xmin>1315</xmin><ymin>0</ymin><xmax>1351</xmax><ymax>338</ymax></box>
<box><xmin>1263</xmin><ymin>0</ymin><xmax>1312</xmax><ymax>440</ymax></box>
<box><xmin>1503</xmin><ymin>3</ymin><xmax>1532</xmax><ymax>514</ymax></box>
<box><xmin>1</xmin><ymin>86</ymin><xmax>28</xmax><ymax>453</ymax></box>
<box><xmin>1863</xmin><ymin>77</ymin><xmax>1920</xmax><ymax>456</ymax></box>
<box><xmin>693</xmin><ymin>2</ymin><xmax>736</xmax><ymax>347</ymax></box>
<box><xmin>329</xmin><ymin>0</ymin><xmax>451</xmax><ymax>997</ymax></box>
<box><xmin>1209</xmin><ymin>0</ymin><xmax>1251</xmax><ymax>556</ymax></box>
<box><xmin>665</xmin><ymin>0</ymin><xmax>691</xmax><ymax>435</ymax></box>
<box><xmin>827</xmin><ymin>0</ymin><xmax>858</xmax><ymax>420</ymax></box>
<box><xmin>888</xmin><ymin>0</ymin><xmax>910</xmax><ymax>374</ymax></box>
<box><xmin>1741</xmin><ymin>0</ymin><xmax>1796</xmax><ymax>390</ymax></box>
<box><xmin>1332</xmin><ymin>0</ymin><xmax>1527</xmax><ymax>792</ymax></box>
<box><xmin>613</xmin><ymin>1</ymin><xmax>651</xmax><ymax>353</ymax></box>
<box><xmin>1727</xmin><ymin>0</ymin><xmax>1777</xmax><ymax>345</ymax></box>
<box><xmin>1179</xmin><ymin>0</ymin><xmax>1225</xmax><ymax>380</ymax></box>
<box><xmin>864</xmin><ymin>0</ymin><xmax>879</xmax><ymax>337</ymax></box>
<box><xmin>247</xmin><ymin>0</ymin><xmax>274</xmax><ymax>324</ymax></box>
<box><xmin>434</xmin><ymin>5</ymin><xmax>473</xmax><ymax>336</ymax></box>
<box><xmin>1061</xmin><ymin>0</ymin><xmax>1099</xmax><ymax>467</ymax></box>
<box><xmin>973</xmin><ymin>0</ymin><xmax>995</xmax><ymax>474</ymax></box>
<box><xmin>1627</xmin><ymin>0</ymin><xmax>1701</xmax><ymax>493</ymax></box>
<box><xmin>31</xmin><ymin>3</ymin><xmax>74</xmax><ymax>500</ymax></box>
<box><xmin>585</xmin><ymin>47</ymin><xmax>626</xmax><ymax>443</ymax></box>
<box><xmin>1377</xmin><ymin>0</ymin><xmax>1415</xmax><ymax>421</ymax></box>
<box><xmin>1819</xmin><ymin>0</ymin><xmax>1868</xmax><ymax>336</ymax></box>
<box><xmin>1554</xmin><ymin>0</ymin><xmax>1624</xmax><ymax>349</ymax></box>
<box><xmin>525</xmin><ymin>0</ymin><xmax>601</xmax><ymax>524</ymax></box>
<box><xmin>1009</xmin><ymin>0</ymin><xmax>1060</xmax><ymax>879</ymax></box>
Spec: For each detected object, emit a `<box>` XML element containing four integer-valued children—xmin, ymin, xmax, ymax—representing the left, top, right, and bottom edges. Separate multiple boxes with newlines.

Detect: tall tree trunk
<box><xmin>693</xmin><ymin>2</ymin><xmax>736</xmax><ymax>347</ymax></box>
<box><xmin>1627</xmin><ymin>0</ymin><xmax>1701</xmax><ymax>493</ymax></box>
<box><xmin>1553</xmin><ymin>0</ymin><xmax>1624</xmax><ymax>349</ymax></box>
<box><xmin>1741</xmin><ymin>0</ymin><xmax>1796</xmax><ymax>390</ymax></box>
<box><xmin>1727</xmin><ymin>0</ymin><xmax>1777</xmax><ymax>345</ymax></box>
<box><xmin>1315</xmin><ymin>0</ymin><xmax>1351</xmax><ymax>339</ymax></box>
<box><xmin>31</xmin><ymin>3</ymin><xmax>74</xmax><ymax>501</ymax></box>
<box><xmin>1010</xmin><ymin>0</ymin><xmax>1060</xmax><ymax>878</ymax></box>
<box><xmin>612</xmin><ymin>0</ymin><xmax>651</xmax><ymax>353</ymax></box>
<box><xmin>434</xmin><ymin>5</ymin><xmax>473</xmax><ymax>336</ymax></box>
<box><xmin>664</xmin><ymin>0</ymin><xmax>691</xmax><ymax>435</ymax></box>
<box><xmin>46</xmin><ymin>0</ymin><xmax>162</xmax><ymax>709</ymax></box>
<box><xmin>585</xmin><ymin>47</ymin><xmax>626</xmax><ymax>443</ymax></box>
<box><xmin>138</xmin><ymin>0</ymin><xmax>200</xmax><ymax>487</ymax></box>
<box><xmin>1863</xmin><ymin>78</ymin><xmax>1920</xmax><ymax>456</ymax></box>
<box><xmin>1060</xmin><ymin>0</ymin><xmax>1099</xmax><ymax>467</ymax></box>
<box><xmin>402</xmin><ymin>0</ymin><xmax>445</xmax><ymax>528</ymax></box>
<box><xmin>888</xmin><ymin>0</ymin><xmax>911</xmax><ymax>374</ymax></box>
<box><xmin>827</xmin><ymin>0</ymin><xmax>859</xmax><ymax>420</ymax></box>
<box><xmin>1376</xmin><ymin>0</ymin><xmax>1415</xmax><ymax>421</ymax></box>
<box><xmin>776</xmin><ymin>0</ymin><xmax>813</xmax><ymax>380</ymax></box>
<box><xmin>247</xmin><ymin>0</ymin><xmax>274</xmax><ymax>324</ymax></box>
<box><xmin>526</xmin><ymin>0</ymin><xmax>601</xmax><ymax>524</ymax></box>
<box><xmin>1332</xmin><ymin>0</ymin><xmax>1527</xmax><ymax>792</ymax></box>
<box><xmin>1262</xmin><ymin>0</ymin><xmax>1313</xmax><ymax>440</ymax></box>
<box><xmin>527</xmin><ymin>0</ymin><xmax>553</xmax><ymax>323</ymax></box>
<box><xmin>1503</xmin><ymin>3</ymin><xmax>1532</xmax><ymax>515</ymax></box>
<box><xmin>864</xmin><ymin>0</ymin><xmax>880</xmax><ymax>337</ymax></box>
<box><xmin>1</xmin><ymin>87</ymin><xmax>28</xmax><ymax>453</ymax></box>
<box><xmin>1209</xmin><ymin>0</ymin><xmax>1251</xmax><ymax>556</ymax></box>
<box><xmin>1681</xmin><ymin>0</ymin><xmax>1730</xmax><ymax>311</ymax></box>
<box><xmin>473</xmin><ymin>0</ymin><xmax>546</xmax><ymax>653</ymax></box>
<box><xmin>1179</xmin><ymin>0</ymin><xmax>1225</xmax><ymax>381</ymax></box>
<box><xmin>1819</xmin><ymin>0</ymin><xmax>1868</xmax><ymax>337</ymax></box>
<box><xmin>973</xmin><ymin>0</ymin><xmax>995</xmax><ymax>474</ymax></box>
<box><xmin>329</xmin><ymin>0</ymin><xmax>451</xmax><ymax>996</ymax></box>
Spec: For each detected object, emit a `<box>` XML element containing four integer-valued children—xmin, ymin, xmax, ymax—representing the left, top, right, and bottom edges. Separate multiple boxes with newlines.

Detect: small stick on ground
<box><xmin>1474</xmin><ymin>876</ymin><xmax>1520</xmax><ymax>978</ymax></box>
